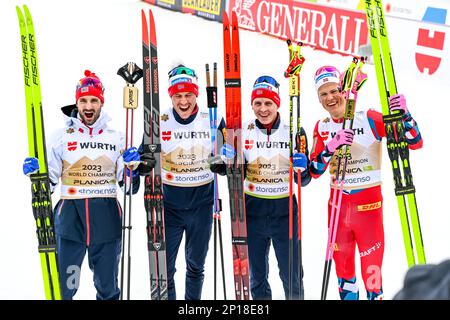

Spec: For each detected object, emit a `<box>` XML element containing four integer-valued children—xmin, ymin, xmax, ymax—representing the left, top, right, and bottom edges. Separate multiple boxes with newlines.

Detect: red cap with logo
<box><xmin>75</xmin><ymin>70</ymin><xmax>105</xmax><ymax>103</ymax></box>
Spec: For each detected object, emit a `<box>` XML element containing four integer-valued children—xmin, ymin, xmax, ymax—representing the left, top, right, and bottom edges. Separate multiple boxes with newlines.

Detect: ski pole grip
<box><xmin>117</xmin><ymin>62</ymin><xmax>143</xmax><ymax>85</ymax></box>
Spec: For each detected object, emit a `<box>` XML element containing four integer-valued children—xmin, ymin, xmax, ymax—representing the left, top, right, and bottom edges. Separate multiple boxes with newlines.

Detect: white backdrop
<box><xmin>0</xmin><ymin>0</ymin><xmax>449</xmax><ymax>300</ymax></box>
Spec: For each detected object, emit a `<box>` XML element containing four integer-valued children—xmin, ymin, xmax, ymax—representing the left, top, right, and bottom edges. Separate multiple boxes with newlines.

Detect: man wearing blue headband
<box><xmin>140</xmin><ymin>64</ymin><xmax>224</xmax><ymax>300</ymax></box>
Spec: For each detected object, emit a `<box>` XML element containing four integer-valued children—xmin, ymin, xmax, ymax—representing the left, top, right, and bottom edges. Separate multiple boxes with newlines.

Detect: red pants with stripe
<box><xmin>328</xmin><ymin>185</ymin><xmax>384</xmax><ymax>293</ymax></box>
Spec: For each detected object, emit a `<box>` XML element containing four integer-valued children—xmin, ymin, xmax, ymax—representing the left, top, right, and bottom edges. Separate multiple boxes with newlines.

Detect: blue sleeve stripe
<box><xmin>407</xmin><ymin>134</ymin><xmax>422</xmax><ymax>145</ymax></box>
<box><xmin>368</xmin><ymin>116</ymin><xmax>381</xmax><ymax>141</ymax></box>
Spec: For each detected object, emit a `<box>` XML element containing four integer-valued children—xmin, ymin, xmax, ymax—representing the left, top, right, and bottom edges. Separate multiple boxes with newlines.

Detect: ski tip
<box><xmin>16</xmin><ymin>5</ymin><xmax>23</xmax><ymax>17</ymax></box>
<box><xmin>223</xmin><ymin>11</ymin><xmax>229</xmax><ymax>26</ymax></box>
<box><xmin>231</xmin><ymin>10</ymin><xmax>238</xmax><ymax>25</ymax></box>
<box><xmin>142</xmin><ymin>10</ymin><xmax>149</xmax><ymax>44</ymax></box>
<box><xmin>149</xmin><ymin>9</ymin><xmax>157</xmax><ymax>46</ymax></box>
<box><xmin>23</xmin><ymin>4</ymin><xmax>31</xmax><ymax>19</ymax></box>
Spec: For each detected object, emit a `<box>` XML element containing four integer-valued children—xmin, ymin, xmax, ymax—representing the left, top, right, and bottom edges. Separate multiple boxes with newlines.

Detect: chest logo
<box><xmin>162</xmin><ymin>131</ymin><xmax>172</xmax><ymax>141</ymax></box>
<box><xmin>68</xmin><ymin>142</ymin><xmax>77</xmax><ymax>151</ymax></box>
<box><xmin>245</xmin><ymin>140</ymin><xmax>254</xmax><ymax>150</ymax></box>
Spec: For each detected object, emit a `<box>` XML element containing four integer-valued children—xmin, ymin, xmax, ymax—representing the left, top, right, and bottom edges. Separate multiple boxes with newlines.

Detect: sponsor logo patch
<box><xmin>357</xmin><ymin>201</ymin><xmax>382</xmax><ymax>211</ymax></box>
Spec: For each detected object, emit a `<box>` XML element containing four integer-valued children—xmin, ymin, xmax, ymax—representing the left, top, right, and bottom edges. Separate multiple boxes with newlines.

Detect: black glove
<box><xmin>208</xmin><ymin>155</ymin><xmax>227</xmax><ymax>176</ymax></box>
<box><xmin>138</xmin><ymin>153</ymin><xmax>156</xmax><ymax>176</ymax></box>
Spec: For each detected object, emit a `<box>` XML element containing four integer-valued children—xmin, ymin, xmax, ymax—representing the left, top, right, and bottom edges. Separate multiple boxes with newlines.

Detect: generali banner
<box><xmin>228</xmin><ymin>0</ymin><xmax>369</xmax><ymax>56</ymax></box>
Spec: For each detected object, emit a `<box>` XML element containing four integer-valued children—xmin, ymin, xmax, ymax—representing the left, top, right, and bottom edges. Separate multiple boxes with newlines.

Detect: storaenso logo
<box><xmin>28</xmin><ymin>34</ymin><xmax>39</xmax><ymax>86</ymax></box>
<box><xmin>365</xmin><ymin>0</ymin><xmax>377</xmax><ymax>39</ymax></box>
<box><xmin>21</xmin><ymin>35</ymin><xmax>31</xmax><ymax>87</ymax></box>
<box><xmin>374</xmin><ymin>0</ymin><xmax>386</xmax><ymax>37</ymax></box>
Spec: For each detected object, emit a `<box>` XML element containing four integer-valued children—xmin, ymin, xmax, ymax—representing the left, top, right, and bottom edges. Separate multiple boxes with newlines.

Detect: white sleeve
<box><xmin>46</xmin><ymin>129</ymin><xmax>64</xmax><ymax>191</ymax></box>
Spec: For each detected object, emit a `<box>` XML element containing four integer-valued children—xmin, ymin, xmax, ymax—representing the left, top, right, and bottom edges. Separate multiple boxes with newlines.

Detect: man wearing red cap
<box><xmin>309</xmin><ymin>65</ymin><xmax>423</xmax><ymax>300</ymax></box>
<box><xmin>23</xmin><ymin>70</ymin><xmax>141</xmax><ymax>300</ymax></box>
<box><xmin>140</xmin><ymin>64</ymin><xmax>224</xmax><ymax>300</ymax></box>
<box><xmin>211</xmin><ymin>75</ymin><xmax>311</xmax><ymax>300</ymax></box>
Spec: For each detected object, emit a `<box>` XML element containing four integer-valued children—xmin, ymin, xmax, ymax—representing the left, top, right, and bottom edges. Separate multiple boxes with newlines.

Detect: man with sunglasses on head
<box><xmin>309</xmin><ymin>66</ymin><xmax>423</xmax><ymax>300</ymax></box>
<box><xmin>211</xmin><ymin>75</ymin><xmax>311</xmax><ymax>300</ymax></box>
<box><xmin>22</xmin><ymin>70</ymin><xmax>141</xmax><ymax>300</ymax></box>
<box><xmin>139</xmin><ymin>64</ymin><xmax>225</xmax><ymax>300</ymax></box>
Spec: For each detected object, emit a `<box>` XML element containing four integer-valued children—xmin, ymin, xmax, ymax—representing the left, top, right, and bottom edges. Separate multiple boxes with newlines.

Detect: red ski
<box><xmin>223</xmin><ymin>11</ymin><xmax>250</xmax><ymax>300</ymax></box>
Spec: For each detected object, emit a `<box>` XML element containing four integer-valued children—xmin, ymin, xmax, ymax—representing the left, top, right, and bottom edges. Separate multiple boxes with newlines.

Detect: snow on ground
<box><xmin>0</xmin><ymin>0</ymin><xmax>448</xmax><ymax>300</ymax></box>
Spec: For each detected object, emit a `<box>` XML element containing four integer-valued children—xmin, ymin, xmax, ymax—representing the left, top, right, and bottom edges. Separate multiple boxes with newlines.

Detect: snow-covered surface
<box><xmin>1</xmin><ymin>0</ymin><xmax>448</xmax><ymax>300</ymax></box>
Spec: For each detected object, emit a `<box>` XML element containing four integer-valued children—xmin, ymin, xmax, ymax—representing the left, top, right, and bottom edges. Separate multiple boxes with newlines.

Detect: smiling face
<box><xmin>317</xmin><ymin>82</ymin><xmax>346</xmax><ymax>119</ymax></box>
<box><xmin>76</xmin><ymin>95</ymin><xmax>102</xmax><ymax>125</ymax></box>
<box><xmin>252</xmin><ymin>97</ymin><xmax>278</xmax><ymax>125</ymax></box>
<box><xmin>171</xmin><ymin>91</ymin><xmax>197</xmax><ymax>119</ymax></box>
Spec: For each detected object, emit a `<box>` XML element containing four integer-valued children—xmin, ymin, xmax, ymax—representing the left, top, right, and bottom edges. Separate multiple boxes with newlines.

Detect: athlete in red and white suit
<box><xmin>309</xmin><ymin>66</ymin><xmax>423</xmax><ymax>300</ymax></box>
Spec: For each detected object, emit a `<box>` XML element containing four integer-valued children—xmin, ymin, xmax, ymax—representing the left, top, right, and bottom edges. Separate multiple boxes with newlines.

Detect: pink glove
<box><xmin>389</xmin><ymin>94</ymin><xmax>408</xmax><ymax>114</ymax></box>
<box><xmin>326</xmin><ymin>129</ymin><xmax>354</xmax><ymax>153</ymax></box>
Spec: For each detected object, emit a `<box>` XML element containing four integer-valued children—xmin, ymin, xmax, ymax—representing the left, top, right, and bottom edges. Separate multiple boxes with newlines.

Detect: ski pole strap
<box><xmin>215</xmin><ymin>198</ymin><xmax>223</xmax><ymax>213</ymax></box>
<box><xmin>206</xmin><ymin>87</ymin><xmax>217</xmax><ymax>108</ymax></box>
<box><xmin>341</xmin><ymin>57</ymin><xmax>358</xmax><ymax>93</ymax></box>
<box><xmin>296</xmin><ymin>133</ymin><xmax>306</xmax><ymax>154</ymax></box>
<box><xmin>117</xmin><ymin>62</ymin><xmax>143</xmax><ymax>85</ymax></box>
<box><xmin>117</xmin><ymin>62</ymin><xmax>143</xmax><ymax>110</ymax></box>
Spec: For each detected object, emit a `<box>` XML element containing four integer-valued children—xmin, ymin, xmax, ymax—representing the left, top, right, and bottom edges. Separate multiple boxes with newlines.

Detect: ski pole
<box><xmin>117</xmin><ymin>62</ymin><xmax>143</xmax><ymax>300</ymax></box>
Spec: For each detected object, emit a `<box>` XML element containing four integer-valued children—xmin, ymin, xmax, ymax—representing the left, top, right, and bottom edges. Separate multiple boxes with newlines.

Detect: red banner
<box><xmin>228</xmin><ymin>0</ymin><xmax>368</xmax><ymax>56</ymax></box>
